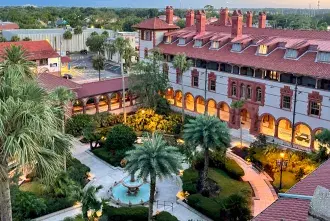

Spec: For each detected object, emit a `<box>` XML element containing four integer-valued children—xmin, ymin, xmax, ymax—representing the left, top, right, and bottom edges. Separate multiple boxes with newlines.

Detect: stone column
<box><xmin>82</xmin><ymin>98</ymin><xmax>88</xmax><ymax>114</ymax></box>
<box><xmin>94</xmin><ymin>96</ymin><xmax>100</xmax><ymax>113</ymax></box>
<box><xmin>274</xmin><ymin>122</ymin><xmax>279</xmax><ymax>138</ymax></box>
<box><xmin>107</xmin><ymin>93</ymin><xmax>112</xmax><ymax>112</ymax></box>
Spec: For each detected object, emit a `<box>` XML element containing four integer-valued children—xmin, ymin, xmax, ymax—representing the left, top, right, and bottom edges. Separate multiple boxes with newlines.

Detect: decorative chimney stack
<box><xmin>246</xmin><ymin>11</ymin><xmax>253</xmax><ymax>28</ymax></box>
<box><xmin>231</xmin><ymin>10</ymin><xmax>243</xmax><ymax>38</ymax></box>
<box><xmin>258</xmin><ymin>12</ymin><xmax>267</xmax><ymax>29</ymax></box>
<box><xmin>185</xmin><ymin>9</ymin><xmax>195</xmax><ymax>27</ymax></box>
<box><xmin>166</xmin><ymin>6</ymin><xmax>174</xmax><ymax>25</ymax></box>
<box><xmin>219</xmin><ymin>7</ymin><xmax>229</xmax><ymax>26</ymax></box>
<box><xmin>196</xmin><ymin>10</ymin><xmax>206</xmax><ymax>33</ymax></box>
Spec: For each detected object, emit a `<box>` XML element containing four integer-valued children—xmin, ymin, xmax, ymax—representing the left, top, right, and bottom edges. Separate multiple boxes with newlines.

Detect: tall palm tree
<box><xmin>0</xmin><ymin>45</ymin><xmax>36</xmax><ymax>78</ymax></box>
<box><xmin>183</xmin><ymin>115</ymin><xmax>230</xmax><ymax>193</ymax></box>
<box><xmin>50</xmin><ymin>86</ymin><xmax>76</xmax><ymax>171</ymax></box>
<box><xmin>92</xmin><ymin>54</ymin><xmax>105</xmax><ymax>81</ymax></box>
<box><xmin>81</xmin><ymin>185</ymin><xmax>103</xmax><ymax>219</ymax></box>
<box><xmin>0</xmin><ymin>47</ymin><xmax>72</xmax><ymax>221</ymax></box>
<box><xmin>173</xmin><ymin>53</ymin><xmax>193</xmax><ymax>122</ymax></box>
<box><xmin>125</xmin><ymin>133</ymin><xmax>182</xmax><ymax>221</ymax></box>
<box><xmin>231</xmin><ymin>99</ymin><xmax>245</xmax><ymax>147</ymax></box>
<box><xmin>107</xmin><ymin>37</ymin><xmax>133</xmax><ymax>123</ymax></box>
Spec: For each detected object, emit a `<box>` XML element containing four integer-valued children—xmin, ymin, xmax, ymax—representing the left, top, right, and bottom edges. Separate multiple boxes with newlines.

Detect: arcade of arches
<box><xmin>165</xmin><ymin>88</ymin><xmax>323</xmax><ymax>150</ymax></box>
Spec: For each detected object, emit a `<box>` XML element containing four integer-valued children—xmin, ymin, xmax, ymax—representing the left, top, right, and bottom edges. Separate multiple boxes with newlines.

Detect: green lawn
<box><xmin>19</xmin><ymin>181</ymin><xmax>45</xmax><ymax>196</ymax></box>
<box><xmin>208</xmin><ymin>168</ymin><xmax>252</xmax><ymax>200</ymax></box>
<box><xmin>273</xmin><ymin>171</ymin><xmax>296</xmax><ymax>192</ymax></box>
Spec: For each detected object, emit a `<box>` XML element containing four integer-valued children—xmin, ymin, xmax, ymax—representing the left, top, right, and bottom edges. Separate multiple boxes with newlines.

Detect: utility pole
<box><xmin>291</xmin><ymin>76</ymin><xmax>298</xmax><ymax>148</ymax></box>
<box><xmin>204</xmin><ymin>62</ymin><xmax>208</xmax><ymax>115</ymax></box>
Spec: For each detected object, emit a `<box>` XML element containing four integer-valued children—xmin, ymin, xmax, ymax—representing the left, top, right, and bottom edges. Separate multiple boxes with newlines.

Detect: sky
<box><xmin>1</xmin><ymin>0</ymin><xmax>330</xmax><ymax>9</ymax></box>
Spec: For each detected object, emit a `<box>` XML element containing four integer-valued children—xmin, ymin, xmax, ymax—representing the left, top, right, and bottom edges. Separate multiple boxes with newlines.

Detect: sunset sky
<box><xmin>3</xmin><ymin>0</ymin><xmax>330</xmax><ymax>9</ymax></box>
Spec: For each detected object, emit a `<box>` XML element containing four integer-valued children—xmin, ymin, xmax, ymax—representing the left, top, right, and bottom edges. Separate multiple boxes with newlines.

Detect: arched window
<box><xmin>233</xmin><ymin>66</ymin><xmax>239</xmax><ymax>74</ymax></box>
<box><xmin>247</xmin><ymin>86</ymin><xmax>252</xmax><ymax>99</ymax></box>
<box><xmin>240</xmin><ymin>84</ymin><xmax>246</xmax><ymax>98</ymax></box>
<box><xmin>232</xmin><ymin>82</ymin><xmax>237</xmax><ymax>97</ymax></box>
<box><xmin>256</xmin><ymin>87</ymin><xmax>262</xmax><ymax>102</ymax></box>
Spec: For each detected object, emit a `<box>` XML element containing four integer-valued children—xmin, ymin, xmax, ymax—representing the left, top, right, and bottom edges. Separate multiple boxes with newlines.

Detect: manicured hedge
<box><xmin>66</xmin><ymin>157</ymin><xmax>91</xmax><ymax>187</ymax></box>
<box><xmin>155</xmin><ymin>211</ymin><xmax>179</xmax><ymax>221</ymax></box>
<box><xmin>103</xmin><ymin>206</ymin><xmax>148</xmax><ymax>221</ymax></box>
<box><xmin>187</xmin><ymin>194</ymin><xmax>221</xmax><ymax>220</ymax></box>
<box><xmin>225</xmin><ymin>158</ymin><xmax>245</xmax><ymax>180</ymax></box>
<box><xmin>105</xmin><ymin>124</ymin><xmax>136</xmax><ymax>150</ymax></box>
<box><xmin>66</xmin><ymin>114</ymin><xmax>93</xmax><ymax>137</ymax></box>
<box><xmin>92</xmin><ymin>147</ymin><xmax>130</xmax><ymax>167</ymax></box>
<box><xmin>181</xmin><ymin>168</ymin><xmax>198</xmax><ymax>194</ymax></box>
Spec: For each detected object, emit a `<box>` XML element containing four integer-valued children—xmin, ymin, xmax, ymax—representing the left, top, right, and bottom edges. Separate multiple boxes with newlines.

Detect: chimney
<box><xmin>219</xmin><ymin>7</ymin><xmax>229</xmax><ymax>26</ymax></box>
<box><xmin>196</xmin><ymin>10</ymin><xmax>206</xmax><ymax>33</ymax></box>
<box><xmin>231</xmin><ymin>10</ymin><xmax>243</xmax><ymax>38</ymax></box>
<box><xmin>185</xmin><ymin>9</ymin><xmax>195</xmax><ymax>27</ymax></box>
<box><xmin>308</xmin><ymin>186</ymin><xmax>330</xmax><ymax>221</ymax></box>
<box><xmin>166</xmin><ymin>6</ymin><xmax>174</xmax><ymax>25</ymax></box>
<box><xmin>246</xmin><ymin>11</ymin><xmax>253</xmax><ymax>28</ymax></box>
<box><xmin>258</xmin><ymin>12</ymin><xmax>267</xmax><ymax>29</ymax></box>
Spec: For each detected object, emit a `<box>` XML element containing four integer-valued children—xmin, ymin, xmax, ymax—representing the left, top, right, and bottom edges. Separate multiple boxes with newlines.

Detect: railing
<box><xmin>156</xmin><ymin>200</ymin><xmax>174</xmax><ymax>212</ymax></box>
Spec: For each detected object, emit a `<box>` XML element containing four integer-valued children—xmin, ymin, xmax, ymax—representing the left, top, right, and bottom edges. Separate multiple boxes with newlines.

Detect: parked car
<box><xmin>63</xmin><ymin>74</ymin><xmax>73</xmax><ymax>79</ymax></box>
<box><xmin>80</xmin><ymin>49</ymin><xmax>88</xmax><ymax>55</ymax></box>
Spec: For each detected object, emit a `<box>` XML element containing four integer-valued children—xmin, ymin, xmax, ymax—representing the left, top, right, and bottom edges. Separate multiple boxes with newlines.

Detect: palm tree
<box><xmin>183</xmin><ymin>115</ymin><xmax>230</xmax><ymax>194</ymax></box>
<box><xmin>231</xmin><ymin>99</ymin><xmax>245</xmax><ymax>147</ymax></box>
<box><xmin>0</xmin><ymin>45</ymin><xmax>36</xmax><ymax>78</ymax></box>
<box><xmin>0</xmin><ymin>48</ymin><xmax>72</xmax><ymax>221</ymax></box>
<box><xmin>173</xmin><ymin>53</ymin><xmax>193</xmax><ymax>122</ymax></box>
<box><xmin>50</xmin><ymin>86</ymin><xmax>76</xmax><ymax>171</ymax></box>
<box><xmin>81</xmin><ymin>185</ymin><xmax>103</xmax><ymax>219</ymax></box>
<box><xmin>107</xmin><ymin>37</ymin><xmax>133</xmax><ymax>123</ymax></box>
<box><xmin>92</xmin><ymin>54</ymin><xmax>105</xmax><ymax>81</ymax></box>
<box><xmin>125</xmin><ymin>133</ymin><xmax>182</xmax><ymax>221</ymax></box>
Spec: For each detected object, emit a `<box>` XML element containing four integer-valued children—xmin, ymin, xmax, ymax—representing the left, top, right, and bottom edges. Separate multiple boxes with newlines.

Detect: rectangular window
<box><xmin>194</xmin><ymin>40</ymin><xmax>202</xmax><ymax>48</ymax></box>
<box><xmin>232</xmin><ymin>43</ymin><xmax>242</xmax><ymax>52</ymax></box>
<box><xmin>310</xmin><ymin>101</ymin><xmax>321</xmax><ymax>116</ymax></box>
<box><xmin>282</xmin><ymin>96</ymin><xmax>291</xmax><ymax>109</ymax></box>
<box><xmin>192</xmin><ymin>76</ymin><xmax>199</xmax><ymax>87</ymax></box>
<box><xmin>178</xmin><ymin>38</ymin><xmax>186</xmax><ymax>45</ymax></box>
<box><xmin>211</xmin><ymin>41</ymin><xmax>219</xmax><ymax>49</ymax></box>
<box><xmin>247</xmin><ymin>87</ymin><xmax>252</xmax><ymax>99</ymax></box>
<box><xmin>317</xmin><ymin>52</ymin><xmax>330</xmax><ymax>63</ymax></box>
<box><xmin>210</xmin><ymin>80</ymin><xmax>216</xmax><ymax>91</ymax></box>
<box><xmin>50</xmin><ymin>63</ymin><xmax>57</xmax><ymax>67</ymax></box>
<box><xmin>256</xmin><ymin>88</ymin><xmax>262</xmax><ymax>102</ymax></box>
<box><xmin>285</xmin><ymin>49</ymin><xmax>298</xmax><ymax>59</ymax></box>
<box><xmin>258</xmin><ymin>45</ymin><xmax>268</xmax><ymax>55</ymax></box>
<box><xmin>145</xmin><ymin>31</ymin><xmax>151</xmax><ymax>41</ymax></box>
<box><xmin>269</xmin><ymin>71</ymin><xmax>279</xmax><ymax>81</ymax></box>
<box><xmin>166</xmin><ymin>36</ymin><xmax>172</xmax><ymax>44</ymax></box>
<box><xmin>39</xmin><ymin>59</ymin><xmax>48</xmax><ymax>66</ymax></box>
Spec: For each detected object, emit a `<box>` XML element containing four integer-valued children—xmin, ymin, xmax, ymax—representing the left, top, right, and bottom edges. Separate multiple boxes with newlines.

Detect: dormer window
<box><xmin>145</xmin><ymin>31</ymin><xmax>151</xmax><ymax>41</ymax></box>
<box><xmin>166</xmin><ymin>36</ymin><xmax>172</xmax><ymax>44</ymax></box>
<box><xmin>178</xmin><ymin>38</ymin><xmax>186</xmax><ymax>45</ymax></box>
<box><xmin>232</xmin><ymin>43</ymin><xmax>242</xmax><ymax>52</ymax></box>
<box><xmin>258</xmin><ymin>45</ymin><xmax>268</xmax><ymax>55</ymax></box>
<box><xmin>194</xmin><ymin>40</ymin><xmax>203</xmax><ymax>48</ymax></box>
<box><xmin>285</xmin><ymin>49</ymin><xmax>298</xmax><ymax>59</ymax></box>
<box><xmin>317</xmin><ymin>52</ymin><xmax>330</xmax><ymax>63</ymax></box>
<box><xmin>211</xmin><ymin>41</ymin><xmax>219</xmax><ymax>49</ymax></box>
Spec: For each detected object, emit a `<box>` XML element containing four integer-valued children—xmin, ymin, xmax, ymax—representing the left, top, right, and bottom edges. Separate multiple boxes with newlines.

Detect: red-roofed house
<box><xmin>0</xmin><ymin>40</ymin><xmax>61</xmax><ymax>76</ymax></box>
<box><xmin>134</xmin><ymin>6</ymin><xmax>330</xmax><ymax>151</ymax></box>
<box><xmin>0</xmin><ymin>21</ymin><xmax>19</xmax><ymax>32</ymax></box>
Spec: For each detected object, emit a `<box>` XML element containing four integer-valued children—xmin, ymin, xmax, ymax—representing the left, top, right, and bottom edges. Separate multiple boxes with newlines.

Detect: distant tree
<box><xmin>176</xmin><ymin>19</ymin><xmax>186</xmax><ymax>29</ymax></box>
<box><xmin>10</xmin><ymin>35</ymin><xmax>20</xmax><ymax>42</ymax></box>
<box><xmin>90</xmin><ymin>31</ymin><xmax>99</xmax><ymax>36</ymax></box>
<box><xmin>22</xmin><ymin>37</ymin><xmax>31</xmax><ymax>41</ymax></box>
<box><xmin>86</xmin><ymin>34</ymin><xmax>106</xmax><ymax>54</ymax></box>
<box><xmin>63</xmin><ymin>30</ymin><xmax>73</xmax><ymax>40</ymax></box>
<box><xmin>0</xmin><ymin>36</ymin><xmax>6</xmax><ymax>42</ymax></box>
<box><xmin>101</xmin><ymin>30</ymin><xmax>109</xmax><ymax>37</ymax></box>
<box><xmin>122</xmin><ymin>16</ymin><xmax>143</xmax><ymax>32</ymax></box>
<box><xmin>204</xmin><ymin>5</ymin><xmax>217</xmax><ymax>18</ymax></box>
<box><xmin>74</xmin><ymin>26</ymin><xmax>83</xmax><ymax>34</ymax></box>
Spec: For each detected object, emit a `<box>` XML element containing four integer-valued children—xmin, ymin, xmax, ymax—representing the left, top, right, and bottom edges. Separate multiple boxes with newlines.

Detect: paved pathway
<box><xmin>37</xmin><ymin>139</ymin><xmax>209</xmax><ymax>221</ymax></box>
<box><xmin>227</xmin><ymin>150</ymin><xmax>277</xmax><ymax>217</ymax></box>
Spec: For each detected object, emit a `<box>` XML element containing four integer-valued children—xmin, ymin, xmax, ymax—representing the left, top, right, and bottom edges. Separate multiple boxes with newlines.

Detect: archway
<box><xmin>207</xmin><ymin>99</ymin><xmax>217</xmax><ymax>116</ymax></box>
<box><xmin>294</xmin><ymin>123</ymin><xmax>311</xmax><ymax>148</ymax></box>
<box><xmin>86</xmin><ymin>97</ymin><xmax>96</xmax><ymax>114</ymax></box>
<box><xmin>165</xmin><ymin>88</ymin><xmax>174</xmax><ymax>105</ymax></box>
<box><xmin>175</xmin><ymin>90</ymin><xmax>182</xmax><ymax>107</ymax></box>
<box><xmin>195</xmin><ymin>96</ymin><xmax>205</xmax><ymax>114</ymax></box>
<box><xmin>219</xmin><ymin>102</ymin><xmax>230</xmax><ymax>122</ymax></box>
<box><xmin>313</xmin><ymin>129</ymin><xmax>323</xmax><ymax>152</ymax></box>
<box><xmin>73</xmin><ymin>99</ymin><xmax>83</xmax><ymax>114</ymax></box>
<box><xmin>110</xmin><ymin>92</ymin><xmax>121</xmax><ymax>110</ymax></box>
<box><xmin>98</xmin><ymin>94</ymin><xmax>108</xmax><ymax>113</ymax></box>
<box><xmin>260</xmin><ymin>114</ymin><xmax>276</xmax><ymax>136</ymax></box>
<box><xmin>185</xmin><ymin>93</ymin><xmax>194</xmax><ymax>111</ymax></box>
<box><xmin>277</xmin><ymin>118</ymin><xmax>292</xmax><ymax>142</ymax></box>
<box><xmin>240</xmin><ymin>108</ymin><xmax>251</xmax><ymax>129</ymax></box>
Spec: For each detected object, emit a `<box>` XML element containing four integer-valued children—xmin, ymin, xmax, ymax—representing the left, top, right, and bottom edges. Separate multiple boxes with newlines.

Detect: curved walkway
<box><xmin>227</xmin><ymin>150</ymin><xmax>277</xmax><ymax>217</ymax></box>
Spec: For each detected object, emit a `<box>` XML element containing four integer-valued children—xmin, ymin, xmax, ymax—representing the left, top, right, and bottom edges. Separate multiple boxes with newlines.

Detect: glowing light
<box><xmin>280</xmin><ymin>152</ymin><xmax>285</xmax><ymax>158</ymax></box>
<box><xmin>141</xmin><ymin>110</ymin><xmax>145</xmax><ymax>114</ymax></box>
<box><xmin>96</xmin><ymin>210</ymin><xmax>102</xmax><ymax>217</ymax></box>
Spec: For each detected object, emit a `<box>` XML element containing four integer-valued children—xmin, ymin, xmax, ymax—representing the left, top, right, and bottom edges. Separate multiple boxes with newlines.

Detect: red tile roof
<box><xmin>132</xmin><ymin>17</ymin><xmax>179</xmax><ymax>30</ymax></box>
<box><xmin>158</xmin><ymin>23</ymin><xmax>330</xmax><ymax>79</ymax></box>
<box><xmin>0</xmin><ymin>22</ymin><xmax>19</xmax><ymax>30</ymax></box>
<box><xmin>253</xmin><ymin>159</ymin><xmax>330</xmax><ymax>221</ymax></box>
<box><xmin>0</xmin><ymin>40</ymin><xmax>59</xmax><ymax>61</ymax></box>
<box><xmin>74</xmin><ymin>77</ymin><xmax>128</xmax><ymax>99</ymax></box>
<box><xmin>61</xmin><ymin>56</ymin><xmax>71</xmax><ymax>63</ymax></box>
<box><xmin>37</xmin><ymin>73</ymin><xmax>81</xmax><ymax>91</ymax></box>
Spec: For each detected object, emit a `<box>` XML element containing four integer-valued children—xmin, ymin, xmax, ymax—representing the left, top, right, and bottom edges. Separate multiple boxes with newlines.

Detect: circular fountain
<box><xmin>110</xmin><ymin>173</ymin><xmax>151</xmax><ymax>206</ymax></box>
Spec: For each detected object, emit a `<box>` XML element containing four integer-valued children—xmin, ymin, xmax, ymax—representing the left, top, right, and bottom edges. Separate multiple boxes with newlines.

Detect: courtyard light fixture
<box><xmin>277</xmin><ymin>152</ymin><xmax>288</xmax><ymax>190</ymax></box>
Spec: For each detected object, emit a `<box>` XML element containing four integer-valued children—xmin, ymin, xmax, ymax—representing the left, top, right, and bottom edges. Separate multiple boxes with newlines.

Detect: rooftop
<box><xmin>0</xmin><ymin>21</ymin><xmax>19</xmax><ymax>30</ymax></box>
<box><xmin>132</xmin><ymin>17</ymin><xmax>179</xmax><ymax>30</ymax></box>
<box><xmin>37</xmin><ymin>73</ymin><xmax>81</xmax><ymax>91</ymax></box>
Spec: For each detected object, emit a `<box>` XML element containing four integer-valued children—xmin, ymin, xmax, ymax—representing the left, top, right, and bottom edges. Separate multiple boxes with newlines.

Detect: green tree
<box><xmin>0</xmin><ymin>36</ymin><xmax>6</xmax><ymax>42</ymax></box>
<box><xmin>129</xmin><ymin>50</ymin><xmax>168</xmax><ymax>109</ymax></box>
<box><xmin>50</xmin><ymin>86</ymin><xmax>75</xmax><ymax>171</ymax></box>
<box><xmin>125</xmin><ymin>133</ymin><xmax>182</xmax><ymax>221</ymax></box>
<box><xmin>81</xmin><ymin>185</ymin><xmax>103</xmax><ymax>219</ymax></box>
<box><xmin>204</xmin><ymin>5</ymin><xmax>217</xmax><ymax>18</ymax></box>
<box><xmin>86</xmin><ymin>34</ymin><xmax>106</xmax><ymax>54</ymax></box>
<box><xmin>230</xmin><ymin>99</ymin><xmax>245</xmax><ymax>147</ymax></box>
<box><xmin>0</xmin><ymin>48</ymin><xmax>72</xmax><ymax>220</ymax></box>
<box><xmin>176</xmin><ymin>19</ymin><xmax>186</xmax><ymax>28</ymax></box>
<box><xmin>22</xmin><ymin>37</ymin><xmax>31</xmax><ymax>41</ymax></box>
<box><xmin>183</xmin><ymin>115</ymin><xmax>230</xmax><ymax>194</ymax></box>
<box><xmin>101</xmin><ymin>30</ymin><xmax>109</xmax><ymax>37</ymax></box>
<box><xmin>48</xmin><ymin>173</ymin><xmax>81</xmax><ymax>200</ymax></box>
<box><xmin>10</xmin><ymin>35</ymin><xmax>20</xmax><ymax>42</ymax></box>
<box><xmin>74</xmin><ymin>26</ymin><xmax>83</xmax><ymax>35</ymax></box>
<box><xmin>173</xmin><ymin>53</ymin><xmax>193</xmax><ymax>122</ymax></box>
<box><xmin>105</xmin><ymin>124</ymin><xmax>136</xmax><ymax>151</ymax></box>
<box><xmin>219</xmin><ymin>193</ymin><xmax>252</xmax><ymax>221</ymax></box>
<box><xmin>92</xmin><ymin>54</ymin><xmax>105</xmax><ymax>81</ymax></box>
<box><xmin>63</xmin><ymin>30</ymin><xmax>73</xmax><ymax>40</ymax></box>
<box><xmin>0</xmin><ymin>45</ymin><xmax>36</xmax><ymax>78</ymax></box>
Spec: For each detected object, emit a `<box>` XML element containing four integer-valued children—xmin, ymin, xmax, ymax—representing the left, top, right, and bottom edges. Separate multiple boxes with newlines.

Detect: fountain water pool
<box><xmin>111</xmin><ymin>182</ymin><xmax>150</xmax><ymax>205</ymax></box>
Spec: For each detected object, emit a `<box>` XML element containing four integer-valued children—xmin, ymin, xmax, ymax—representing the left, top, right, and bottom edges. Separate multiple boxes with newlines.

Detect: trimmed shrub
<box><xmin>63</xmin><ymin>30</ymin><xmax>73</xmax><ymax>39</ymax></box>
<box><xmin>155</xmin><ymin>211</ymin><xmax>179</xmax><ymax>221</ymax></box>
<box><xmin>74</xmin><ymin>26</ymin><xmax>83</xmax><ymax>34</ymax></box>
<box><xmin>187</xmin><ymin>194</ymin><xmax>221</xmax><ymax>220</ymax></box>
<box><xmin>105</xmin><ymin>124</ymin><xmax>136</xmax><ymax>150</ymax></box>
<box><xmin>219</xmin><ymin>193</ymin><xmax>252</xmax><ymax>221</ymax></box>
<box><xmin>103</xmin><ymin>205</ymin><xmax>148</xmax><ymax>221</ymax></box>
<box><xmin>66</xmin><ymin>114</ymin><xmax>93</xmax><ymax>137</ymax></box>
<box><xmin>224</xmin><ymin>158</ymin><xmax>245</xmax><ymax>180</ymax></box>
<box><xmin>182</xmin><ymin>182</ymin><xmax>197</xmax><ymax>194</ymax></box>
<box><xmin>92</xmin><ymin>147</ymin><xmax>131</xmax><ymax>167</ymax></box>
<box><xmin>66</xmin><ymin>157</ymin><xmax>91</xmax><ymax>187</ymax></box>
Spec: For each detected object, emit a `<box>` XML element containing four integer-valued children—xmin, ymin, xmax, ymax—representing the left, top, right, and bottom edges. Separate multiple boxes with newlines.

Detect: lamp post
<box><xmin>277</xmin><ymin>152</ymin><xmax>288</xmax><ymax>190</ymax></box>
